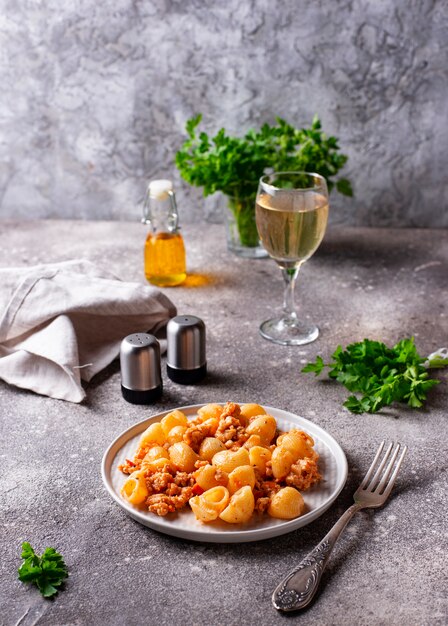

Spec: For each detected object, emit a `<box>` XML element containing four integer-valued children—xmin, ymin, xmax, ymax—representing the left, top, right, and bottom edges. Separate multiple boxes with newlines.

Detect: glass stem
<box><xmin>281</xmin><ymin>267</ymin><xmax>300</xmax><ymax>324</ymax></box>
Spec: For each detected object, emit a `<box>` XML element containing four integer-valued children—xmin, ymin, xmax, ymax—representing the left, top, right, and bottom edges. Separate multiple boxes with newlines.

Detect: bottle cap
<box><xmin>166</xmin><ymin>315</ymin><xmax>206</xmax><ymax>384</ymax></box>
<box><xmin>148</xmin><ymin>179</ymin><xmax>173</xmax><ymax>200</ymax></box>
<box><xmin>120</xmin><ymin>333</ymin><xmax>162</xmax><ymax>404</ymax></box>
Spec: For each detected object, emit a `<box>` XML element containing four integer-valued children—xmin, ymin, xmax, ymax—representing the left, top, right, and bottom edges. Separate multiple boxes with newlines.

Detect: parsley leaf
<box><xmin>302</xmin><ymin>338</ymin><xmax>446</xmax><ymax>414</ymax></box>
<box><xmin>301</xmin><ymin>355</ymin><xmax>325</xmax><ymax>375</ymax></box>
<box><xmin>18</xmin><ymin>542</ymin><xmax>68</xmax><ymax>598</ymax></box>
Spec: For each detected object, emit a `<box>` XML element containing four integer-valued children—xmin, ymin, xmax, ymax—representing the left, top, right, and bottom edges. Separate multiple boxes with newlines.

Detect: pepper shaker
<box><xmin>120</xmin><ymin>333</ymin><xmax>163</xmax><ymax>404</ymax></box>
<box><xmin>166</xmin><ymin>315</ymin><xmax>206</xmax><ymax>384</ymax></box>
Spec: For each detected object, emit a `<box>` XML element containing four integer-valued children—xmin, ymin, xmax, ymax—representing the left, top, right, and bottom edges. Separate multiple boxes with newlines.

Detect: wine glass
<box><xmin>255</xmin><ymin>171</ymin><xmax>329</xmax><ymax>345</ymax></box>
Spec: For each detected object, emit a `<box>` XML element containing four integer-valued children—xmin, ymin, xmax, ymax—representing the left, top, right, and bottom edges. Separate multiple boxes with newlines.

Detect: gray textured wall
<box><xmin>0</xmin><ymin>0</ymin><xmax>447</xmax><ymax>227</ymax></box>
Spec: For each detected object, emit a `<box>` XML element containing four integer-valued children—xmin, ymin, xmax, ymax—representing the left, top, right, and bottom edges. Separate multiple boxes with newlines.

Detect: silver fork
<box><xmin>272</xmin><ymin>441</ymin><xmax>408</xmax><ymax>612</ymax></box>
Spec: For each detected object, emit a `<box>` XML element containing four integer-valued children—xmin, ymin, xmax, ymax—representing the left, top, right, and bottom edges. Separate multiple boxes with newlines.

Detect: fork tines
<box><xmin>360</xmin><ymin>442</ymin><xmax>408</xmax><ymax>497</ymax></box>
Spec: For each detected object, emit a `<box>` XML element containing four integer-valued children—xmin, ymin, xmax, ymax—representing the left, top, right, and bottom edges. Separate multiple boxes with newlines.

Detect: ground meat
<box><xmin>145</xmin><ymin>471</ymin><xmax>174</xmax><ymax>494</ymax></box>
<box><xmin>253</xmin><ymin>479</ymin><xmax>280</xmax><ymax>513</ymax></box>
<box><xmin>172</xmin><ymin>487</ymin><xmax>194</xmax><ymax>509</ymax></box>
<box><xmin>183</xmin><ymin>422</ymin><xmax>214</xmax><ymax>452</ymax></box>
<box><xmin>118</xmin><ymin>447</ymin><xmax>149</xmax><ymax>473</ymax></box>
<box><xmin>194</xmin><ymin>460</ymin><xmax>209</xmax><ymax>469</ymax></box>
<box><xmin>118</xmin><ymin>459</ymin><xmax>139</xmax><ymax>475</ymax></box>
<box><xmin>146</xmin><ymin>494</ymin><xmax>176</xmax><ymax>516</ymax></box>
<box><xmin>215</xmin><ymin>416</ymin><xmax>239</xmax><ymax>441</ymax></box>
<box><xmin>173</xmin><ymin>472</ymin><xmax>195</xmax><ymax>488</ymax></box>
<box><xmin>285</xmin><ymin>458</ymin><xmax>321</xmax><ymax>491</ymax></box>
<box><xmin>166</xmin><ymin>482</ymin><xmax>182</xmax><ymax>496</ymax></box>
<box><xmin>214</xmin><ymin>469</ymin><xmax>228</xmax><ymax>486</ymax></box>
<box><xmin>135</xmin><ymin>445</ymin><xmax>151</xmax><ymax>462</ymax></box>
<box><xmin>146</xmin><ymin>486</ymin><xmax>193</xmax><ymax>516</ymax></box>
<box><xmin>255</xmin><ymin>479</ymin><xmax>281</xmax><ymax>498</ymax></box>
<box><xmin>215</xmin><ymin>402</ymin><xmax>249</xmax><ymax>446</ymax></box>
<box><xmin>255</xmin><ymin>497</ymin><xmax>271</xmax><ymax>513</ymax></box>
<box><xmin>226</xmin><ymin>441</ymin><xmax>245</xmax><ymax>451</ymax></box>
<box><xmin>221</xmin><ymin>402</ymin><xmax>242</xmax><ymax>420</ymax></box>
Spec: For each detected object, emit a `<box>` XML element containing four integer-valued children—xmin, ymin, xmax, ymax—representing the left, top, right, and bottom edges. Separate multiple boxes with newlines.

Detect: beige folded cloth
<box><xmin>0</xmin><ymin>260</ymin><xmax>176</xmax><ymax>402</ymax></box>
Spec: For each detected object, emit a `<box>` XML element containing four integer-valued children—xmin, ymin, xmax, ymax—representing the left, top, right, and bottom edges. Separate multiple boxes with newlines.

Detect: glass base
<box><xmin>228</xmin><ymin>241</ymin><xmax>268</xmax><ymax>259</ymax></box>
<box><xmin>259</xmin><ymin>317</ymin><xmax>319</xmax><ymax>346</ymax></box>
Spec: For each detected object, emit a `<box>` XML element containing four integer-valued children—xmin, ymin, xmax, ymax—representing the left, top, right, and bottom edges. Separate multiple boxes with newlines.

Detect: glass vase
<box><xmin>223</xmin><ymin>195</ymin><xmax>268</xmax><ymax>259</ymax></box>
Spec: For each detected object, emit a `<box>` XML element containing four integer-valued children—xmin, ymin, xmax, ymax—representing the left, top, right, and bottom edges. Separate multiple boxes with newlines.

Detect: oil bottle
<box><xmin>142</xmin><ymin>179</ymin><xmax>187</xmax><ymax>287</ymax></box>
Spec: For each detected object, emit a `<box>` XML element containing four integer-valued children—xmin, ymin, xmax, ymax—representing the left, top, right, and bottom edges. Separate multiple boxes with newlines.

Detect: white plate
<box><xmin>101</xmin><ymin>404</ymin><xmax>348</xmax><ymax>543</ymax></box>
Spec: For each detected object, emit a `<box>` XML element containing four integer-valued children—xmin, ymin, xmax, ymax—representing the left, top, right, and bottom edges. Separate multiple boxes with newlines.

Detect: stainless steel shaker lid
<box><xmin>166</xmin><ymin>315</ymin><xmax>206</xmax><ymax>371</ymax></box>
<box><xmin>120</xmin><ymin>333</ymin><xmax>162</xmax><ymax>392</ymax></box>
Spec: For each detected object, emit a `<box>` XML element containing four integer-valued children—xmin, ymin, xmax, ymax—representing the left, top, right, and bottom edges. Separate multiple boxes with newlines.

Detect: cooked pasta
<box><xmin>198</xmin><ymin>436</ymin><xmax>226</xmax><ymax>462</ymax></box>
<box><xmin>271</xmin><ymin>446</ymin><xmax>296</xmax><ymax>479</ymax></box>
<box><xmin>118</xmin><ymin>402</ymin><xmax>321</xmax><ymax>524</ymax></box>
<box><xmin>121</xmin><ymin>470</ymin><xmax>149</xmax><ymax>505</ymax></box>
<box><xmin>168</xmin><ymin>442</ymin><xmax>199</xmax><ymax>473</ymax></box>
<box><xmin>160</xmin><ymin>409</ymin><xmax>188</xmax><ymax>435</ymax></box>
<box><xmin>219</xmin><ymin>485</ymin><xmax>255</xmax><ymax>523</ymax></box>
<box><xmin>268</xmin><ymin>487</ymin><xmax>305</xmax><ymax>519</ymax></box>
<box><xmin>189</xmin><ymin>486</ymin><xmax>230</xmax><ymax>522</ymax></box>
<box><xmin>249</xmin><ymin>446</ymin><xmax>271</xmax><ymax>474</ymax></box>
<box><xmin>227</xmin><ymin>465</ymin><xmax>256</xmax><ymax>495</ymax></box>
<box><xmin>245</xmin><ymin>415</ymin><xmax>277</xmax><ymax>444</ymax></box>
<box><xmin>211</xmin><ymin>447</ymin><xmax>250</xmax><ymax>474</ymax></box>
<box><xmin>194</xmin><ymin>463</ymin><xmax>228</xmax><ymax>491</ymax></box>
<box><xmin>138</xmin><ymin>422</ymin><xmax>166</xmax><ymax>447</ymax></box>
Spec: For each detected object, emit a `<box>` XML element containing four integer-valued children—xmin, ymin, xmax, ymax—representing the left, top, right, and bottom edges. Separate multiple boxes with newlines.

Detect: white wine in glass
<box><xmin>255</xmin><ymin>172</ymin><xmax>329</xmax><ymax>345</ymax></box>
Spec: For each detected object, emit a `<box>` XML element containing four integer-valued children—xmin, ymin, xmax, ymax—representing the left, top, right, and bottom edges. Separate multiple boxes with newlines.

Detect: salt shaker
<box><xmin>166</xmin><ymin>315</ymin><xmax>206</xmax><ymax>384</ymax></box>
<box><xmin>120</xmin><ymin>333</ymin><xmax>163</xmax><ymax>404</ymax></box>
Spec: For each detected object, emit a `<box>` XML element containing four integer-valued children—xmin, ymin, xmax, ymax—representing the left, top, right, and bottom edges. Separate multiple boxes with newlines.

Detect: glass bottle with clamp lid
<box><xmin>143</xmin><ymin>179</ymin><xmax>187</xmax><ymax>287</ymax></box>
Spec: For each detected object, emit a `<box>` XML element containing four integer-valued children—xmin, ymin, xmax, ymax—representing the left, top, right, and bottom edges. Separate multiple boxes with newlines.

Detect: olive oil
<box><xmin>144</xmin><ymin>232</ymin><xmax>186</xmax><ymax>287</ymax></box>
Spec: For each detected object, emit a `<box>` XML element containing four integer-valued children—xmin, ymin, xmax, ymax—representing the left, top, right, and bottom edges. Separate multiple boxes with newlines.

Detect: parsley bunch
<box><xmin>302</xmin><ymin>338</ymin><xmax>448</xmax><ymax>414</ymax></box>
<box><xmin>18</xmin><ymin>542</ymin><xmax>68</xmax><ymax>598</ymax></box>
<box><xmin>176</xmin><ymin>115</ymin><xmax>352</xmax><ymax>247</ymax></box>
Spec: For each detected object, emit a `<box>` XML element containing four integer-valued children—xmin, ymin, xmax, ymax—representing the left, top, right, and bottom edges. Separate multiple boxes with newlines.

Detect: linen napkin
<box><xmin>0</xmin><ymin>260</ymin><xmax>176</xmax><ymax>402</ymax></box>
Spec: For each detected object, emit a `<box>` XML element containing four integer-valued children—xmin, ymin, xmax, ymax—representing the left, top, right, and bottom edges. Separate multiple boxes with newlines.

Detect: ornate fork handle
<box><xmin>272</xmin><ymin>503</ymin><xmax>362</xmax><ymax>612</ymax></box>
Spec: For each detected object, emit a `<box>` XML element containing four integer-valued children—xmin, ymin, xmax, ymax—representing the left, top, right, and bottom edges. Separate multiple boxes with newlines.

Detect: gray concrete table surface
<box><xmin>0</xmin><ymin>220</ymin><xmax>447</xmax><ymax>626</ymax></box>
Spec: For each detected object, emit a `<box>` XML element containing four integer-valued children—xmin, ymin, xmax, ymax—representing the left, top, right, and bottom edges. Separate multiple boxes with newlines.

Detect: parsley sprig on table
<box><xmin>18</xmin><ymin>542</ymin><xmax>68</xmax><ymax>598</ymax></box>
<box><xmin>302</xmin><ymin>338</ymin><xmax>448</xmax><ymax>414</ymax></box>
